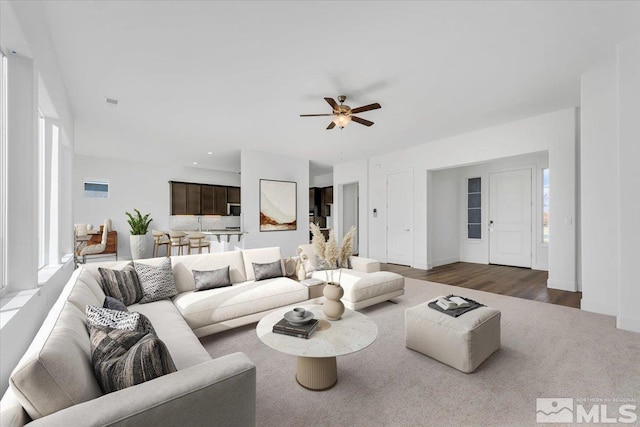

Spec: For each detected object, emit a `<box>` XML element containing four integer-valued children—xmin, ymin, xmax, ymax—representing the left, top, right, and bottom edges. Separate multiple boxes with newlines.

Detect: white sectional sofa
<box><xmin>0</xmin><ymin>246</ymin><xmax>404</xmax><ymax>426</ymax></box>
<box><xmin>298</xmin><ymin>244</ymin><xmax>405</xmax><ymax>310</ymax></box>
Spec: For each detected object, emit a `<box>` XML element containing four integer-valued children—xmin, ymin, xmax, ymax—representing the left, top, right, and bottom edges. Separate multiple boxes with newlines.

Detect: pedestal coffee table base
<box><xmin>296</xmin><ymin>356</ymin><xmax>337</xmax><ymax>391</ymax></box>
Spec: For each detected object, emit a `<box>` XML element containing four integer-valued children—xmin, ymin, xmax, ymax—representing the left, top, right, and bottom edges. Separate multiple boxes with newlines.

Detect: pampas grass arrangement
<box><xmin>309</xmin><ymin>223</ymin><xmax>357</xmax><ymax>284</ymax></box>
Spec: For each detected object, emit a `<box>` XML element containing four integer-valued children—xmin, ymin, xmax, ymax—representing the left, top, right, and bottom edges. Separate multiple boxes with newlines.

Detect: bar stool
<box><xmin>188</xmin><ymin>232</ymin><xmax>210</xmax><ymax>254</ymax></box>
<box><xmin>169</xmin><ymin>231</ymin><xmax>189</xmax><ymax>256</ymax></box>
<box><xmin>152</xmin><ymin>230</ymin><xmax>171</xmax><ymax>257</ymax></box>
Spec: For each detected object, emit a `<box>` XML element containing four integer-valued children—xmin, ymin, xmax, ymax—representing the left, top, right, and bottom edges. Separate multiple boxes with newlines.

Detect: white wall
<box><xmin>74</xmin><ymin>154</ymin><xmax>241</xmax><ymax>260</ymax></box>
<box><xmin>240</xmin><ymin>149</ymin><xmax>309</xmax><ymax>258</ymax></box>
<box><xmin>579</xmin><ymin>37</ymin><xmax>640</xmax><ymax>333</ymax></box>
<box><xmin>454</xmin><ymin>152</ymin><xmax>549</xmax><ymax>270</ymax></box>
<box><xmin>427</xmin><ymin>168</ymin><xmax>459</xmax><ymax>268</ymax></box>
<box><xmin>334</xmin><ymin>158</ymin><xmax>369</xmax><ymax>257</ymax></box>
<box><xmin>310</xmin><ymin>172</ymin><xmax>332</xmax><ymax>188</ymax></box>
<box><xmin>617</xmin><ymin>38</ymin><xmax>640</xmax><ymax>333</ymax></box>
<box><xmin>362</xmin><ymin>108</ymin><xmax>577</xmax><ymax>289</ymax></box>
<box><xmin>342</xmin><ymin>183</ymin><xmax>359</xmax><ymax>254</ymax></box>
<box><xmin>580</xmin><ymin>63</ymin><xmax>619</xmax><ymax>316</ymax></box>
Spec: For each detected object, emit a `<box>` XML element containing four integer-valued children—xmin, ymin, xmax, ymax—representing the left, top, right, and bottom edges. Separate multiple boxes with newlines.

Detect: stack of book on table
<box><xmin>272</xmin><ymin>318</ymin><xmax>319</xmax><ymax>339</ymax></box>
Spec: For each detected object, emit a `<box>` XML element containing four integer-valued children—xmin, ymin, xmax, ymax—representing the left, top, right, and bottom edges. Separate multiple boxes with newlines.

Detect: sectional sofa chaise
<box><xmin>0</xmin><ymin>247</ymin><xmax>404</xmax><ymax>426</ymax></box>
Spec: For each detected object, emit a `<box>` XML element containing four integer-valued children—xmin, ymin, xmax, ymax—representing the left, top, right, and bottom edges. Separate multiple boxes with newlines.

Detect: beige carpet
<box><xmin>200</xmin><ymin>278</ymin><xmax>640</xmax><ymax>426</ymax></box>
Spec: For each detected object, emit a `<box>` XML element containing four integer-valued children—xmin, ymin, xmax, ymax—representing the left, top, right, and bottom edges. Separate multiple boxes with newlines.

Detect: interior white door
<box><xmin>489</xmin><ymin>168</ymin><xmax>532</xmax><ymax>268</ymax></box>
<box><xmin>387</xmin><ymin>170</ymin><xmax>413</xmax><ymax>265</ymax></box>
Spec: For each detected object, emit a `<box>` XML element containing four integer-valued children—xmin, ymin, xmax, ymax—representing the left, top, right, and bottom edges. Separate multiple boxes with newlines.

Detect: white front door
<box><xmin>489</xmin><ymin>168</ymin><xmax>532</xmax><ymax>268</ymax></box>
<box><xmin>387</xmin><ymin>170</ymin><xmax>413</xmax><ymax>265</ymax></box>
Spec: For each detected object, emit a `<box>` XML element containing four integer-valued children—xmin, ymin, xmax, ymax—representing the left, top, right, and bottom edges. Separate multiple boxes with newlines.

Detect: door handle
<box><xmin>404</xmin><ymin>229</ymin><xmax>410</xmax><ymax>231</ymax></box>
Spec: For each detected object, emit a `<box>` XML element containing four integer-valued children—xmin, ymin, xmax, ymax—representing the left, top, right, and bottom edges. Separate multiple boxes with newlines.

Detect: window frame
<box><xmin>466</xmin><ymin>177</ymin><xmax>482</xmax><ymax>240</ymax></box>
<box><xmin>0</xmin><ymin>51</ymin><xmax>7</xmax><ymax>293</ymax></box>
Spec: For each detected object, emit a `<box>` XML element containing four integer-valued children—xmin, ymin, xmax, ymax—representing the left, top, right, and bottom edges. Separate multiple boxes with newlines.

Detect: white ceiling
<box><xmin>38</xmin><ymin>1</ymin><xmax>640</xmax><ymax>175</ymax></box>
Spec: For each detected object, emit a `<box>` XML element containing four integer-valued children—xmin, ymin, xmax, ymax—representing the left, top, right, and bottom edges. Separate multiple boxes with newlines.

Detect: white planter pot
<box><xmin>130</xmin><ymin>235</ymin><xmax>147</xmax><ymax>260</ymax></box>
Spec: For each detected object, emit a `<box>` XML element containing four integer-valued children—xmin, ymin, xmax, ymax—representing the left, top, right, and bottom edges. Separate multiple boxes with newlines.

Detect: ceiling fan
<box><xmin>300</xmin><ymin>95</ymin><xmax>381</xmax><ymax>129</ymax></box>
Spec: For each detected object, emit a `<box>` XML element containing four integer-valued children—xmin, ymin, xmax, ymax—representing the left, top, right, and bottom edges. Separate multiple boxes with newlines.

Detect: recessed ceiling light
<box><xmin>207</xmin><ymin>152</ymin><xmax>213</xmax><ymax>155</ymax></box>
<box><xmin>192</xmin><ymin>161</ymin><xmax>198</xmax><ymax>165</ymax></box>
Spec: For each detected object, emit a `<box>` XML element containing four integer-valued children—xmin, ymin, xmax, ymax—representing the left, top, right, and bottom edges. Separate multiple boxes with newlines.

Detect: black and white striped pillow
<box><xmin>135</xmin><ymin>258</ymin><xmax>178</xmax><ymax>303</ymax></box>
<box><xmin>98</xmin><ymin>262</ymin><xmax>143</xmax><ymax>306</ymax></box>
<box><xmin>89</xmin><ymin>326</ymin><xmax>176</xmax><ymax>394</ymax></box>
<box><xmin>86</xmin><ymin>305</ymin><xmax>155</xmax><ymax>335</ymax></box>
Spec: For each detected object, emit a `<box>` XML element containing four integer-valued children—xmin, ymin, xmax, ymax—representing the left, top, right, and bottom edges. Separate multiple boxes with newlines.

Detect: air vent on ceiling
<box><xmin>105</xmin><ymin>97</ymin><xmax>119</xmax><ymax>108</ymax></box>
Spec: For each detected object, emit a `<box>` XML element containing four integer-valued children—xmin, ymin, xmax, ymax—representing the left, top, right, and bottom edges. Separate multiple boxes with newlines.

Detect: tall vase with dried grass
<box><xmin>310</xmin><ymin>223</ymin><xmax>356</xmax><ymax>320</ymax></box>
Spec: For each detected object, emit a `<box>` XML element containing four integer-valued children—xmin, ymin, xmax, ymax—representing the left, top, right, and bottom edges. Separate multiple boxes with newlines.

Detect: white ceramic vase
<box><xmin>130</xmin><ymin>234</ymin><xmax>146</xmax><ymax>260</ymax></box>
<box><xmin>323</xmin><ymin>282</ymin><xmax>345</xmax><ymax>320</ymax></box>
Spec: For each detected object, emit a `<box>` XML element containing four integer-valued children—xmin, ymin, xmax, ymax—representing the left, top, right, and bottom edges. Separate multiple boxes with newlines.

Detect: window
<box><xmin>38</xmin><ymin>112</ymin><xmax>46</xmax><ymax>268</ymax></box>
<box><xmin>36</xmin><ymin>116</ymin><xmax>62</xmax><ymax>268</ymax></box>
<box><xmin>542</xmin><ymin>168</ymin><xmax>549</xmax><ymax>243</ymax></box>
<box><xmin>0</xmin><ymin>51</ymin><xmax>7</xmax><ymax>291</ymax></box>
<box><xmin>467</xmin><ymin>177</ymin><xmax>481</xmax><ymax>239</ymax></box>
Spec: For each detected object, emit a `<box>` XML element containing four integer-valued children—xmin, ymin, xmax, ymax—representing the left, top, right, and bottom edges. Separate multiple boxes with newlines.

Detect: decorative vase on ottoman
<box><xmin>323</xmin><ymin>282</ymin><xmax>345</xmax><ymax>320</ymax></box>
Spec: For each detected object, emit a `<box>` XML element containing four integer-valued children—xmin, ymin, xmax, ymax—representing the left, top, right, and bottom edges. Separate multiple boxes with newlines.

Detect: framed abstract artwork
<box><xmin>260</xmin><ymin>179</ymin><xmax>297</xmax><ymax>231</ymax></box>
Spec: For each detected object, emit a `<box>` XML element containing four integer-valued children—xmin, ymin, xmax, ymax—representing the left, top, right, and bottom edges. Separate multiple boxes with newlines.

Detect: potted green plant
<box><xmin>126</xmin><ymin>209</ymin><xmax>153</xmax><ymax>260</ymax></box>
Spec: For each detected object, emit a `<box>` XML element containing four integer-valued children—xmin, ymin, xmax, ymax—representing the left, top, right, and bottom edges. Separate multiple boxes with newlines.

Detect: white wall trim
<box><xmin>428</xmin><ymin>257</ymin><xmax>459</xmax><ymax>269</ymax></box>
<box><xmin>617</xmin><ymin>316</ymin><xmax>640</xmax><ymax>334</ymax></box>
<box><xmin>547</xmin><ymin>278</ymin><xmax>577</xmax><ymax>292</ymax></box>
<box><xmin>580</xmin><ymin>298</ymin><xmax>618</xmax><ymax>317</ymax></box>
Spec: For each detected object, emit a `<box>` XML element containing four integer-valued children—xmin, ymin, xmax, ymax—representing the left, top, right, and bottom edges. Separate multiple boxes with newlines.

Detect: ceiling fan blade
<box><xmin>326</xmin><ymin>121</ymin><xmax>336</xmax><ymax>130</ymax></box>
<box><xmin>300</xmin><ymin>114</ymin><xmax>333</xmax><ymax>117</ymax></box>
<box><xmin>350</xmin><ymin>103</ymin><xmax>381</xmax><ymax>114</ymax></box>
<box><xmin>324</xmin><ymin>97</ymin><xmax>338</xmax><ymax>109</ymax></box>
<box><xmin>351</xmin><ymin>116</ymin><xmax>374</xmax><ymax>127</ymax></box>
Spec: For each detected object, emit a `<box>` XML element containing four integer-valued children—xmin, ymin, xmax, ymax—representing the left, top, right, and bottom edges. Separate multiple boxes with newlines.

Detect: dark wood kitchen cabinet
<box><xmin>170</xmin><ymin>182</ymin><xmax>241</xmax><ymax>215</ymax></box>
<box><xmin>227</xmin><ymin>186</ymin><xmax>241</xmax><ymax>204</ymax></box>
<box><xmin>171</xmin><ymin>182</ymin><xmax>202</xmax><ymax>215</ymax></box>
<box><xmin>213</xmin><ymin>186</ymin><xmax>227</xmax><ymax>215</ymax></box>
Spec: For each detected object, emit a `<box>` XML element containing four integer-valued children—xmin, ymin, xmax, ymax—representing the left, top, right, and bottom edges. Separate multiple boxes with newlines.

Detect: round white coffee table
<box><xmin>256</xmin><ymin>304</ymin><xmax>378</xmax><ymax>391</ymax></box>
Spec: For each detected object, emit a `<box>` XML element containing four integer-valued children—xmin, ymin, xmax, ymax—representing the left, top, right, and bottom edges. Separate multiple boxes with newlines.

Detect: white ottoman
<box><xmin>405</xmin><ymin>300</ymin><xmax>501</xmax><ymax>373</ymax></box>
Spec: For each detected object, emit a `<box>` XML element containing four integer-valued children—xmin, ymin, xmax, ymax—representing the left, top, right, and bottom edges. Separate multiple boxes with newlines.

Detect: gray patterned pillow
<box><xmin>252</xmin><ymin>260</ymin><xmax>283</xmax><ymax>281</ymax></box>
<box><xmin>99</xmin><ymin>262</ymin><xmax>143</xmax><ymax>306</ymax></box>
<box><xmin>193</xmin><ymin>266</ymin><xmax>232</xmax><ymax>291</ymax></box>
<box><xmin>103</xmin><ymin>296</ymin><xmax>128</xmax><ymax>312</ymax></box>
<box><xmin>134</xmin><ymin>258</ymin><xmax>178</xmax><ymax>304</ymax></box>
<box><xmin>90</xmin><ymin>326</ymin><xmax>176</xmax><ymax>394</ymax></box>
<box><xmin>86</xmin><ymin>305</ymin><xmax>155</xmax><ymax>335</ymax></box>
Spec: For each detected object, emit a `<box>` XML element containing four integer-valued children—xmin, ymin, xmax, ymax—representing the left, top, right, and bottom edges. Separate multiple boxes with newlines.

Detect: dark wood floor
<box><xmin>381</xmin><ymin>262</ymin><xmax>582</xmax><ymax>309</ymax></box>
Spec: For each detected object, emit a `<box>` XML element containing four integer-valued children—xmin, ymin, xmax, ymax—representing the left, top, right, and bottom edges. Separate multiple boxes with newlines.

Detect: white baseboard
<box><xmin>580</xmin><ymin>298</ymin><xmax>618</xmax><ymax>316</ymax></box>
<box><xmin>428</xmin><ymin>257</ymin><xmax>459</xmax><ymax>270</ymax></box>
<box><xmin>547</xmin><ymin>279</ymin><xmax>577</xmax><ymax>292</ymax></box>
<box><xmin>617</xmin><ymin>316</ymin><xmax>640</xmax><ymax>333</ymax></box>
<box><xmin>412</xmin><ymin>262</ymin><xmax>428</xmax><ymax>270</ymax></box>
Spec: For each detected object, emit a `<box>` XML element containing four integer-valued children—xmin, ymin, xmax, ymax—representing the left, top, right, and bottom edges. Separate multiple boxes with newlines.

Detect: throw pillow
<box><xmin>252</xmin><ymin>260</ymin><xmax>283</xmax><ymax>281</ymax></box>
<box><xmin>98</xmin><ymin>262</ymin><xmax>143</xmax><ymax>306</ymax></box>
<box><xmin>86</xmin><ymin>305</ymin><xmax>155</xmax><ymax>335</ymax></box>
<box><xmin>90</xmin><ymin>326</ymin><xmax>176</xmax><ymax>394</ymax></box>
<box><xmin>103</xmin><ymin>296</ymin><xmax>128</xmax><ymax>312</ymax></box>
<box><xmin>134</xmin><ymin>258</ymin><xmax>178</xmax><ymax>304</ymax></box>
<box><xmin>193</xmin><ymin>266</ymin><xmax>232</xmax><ymax>291</ymax></box>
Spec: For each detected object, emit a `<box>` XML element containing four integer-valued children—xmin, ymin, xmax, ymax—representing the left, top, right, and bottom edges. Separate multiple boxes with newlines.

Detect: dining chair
<box><xmin>79</xmin><ymin>219</ymin><xmax>111</xmax><ymax>263</ymax></box>
<box><xmin>187</xmin><ymin>232</ymin><xmax>210</xmax><ymax>254</ymax></box>
<box><xmin>152</xmin><ymin>230</ymin><xmax>171</xmax><ymax>257</ymax></box>
<box><xmin>168</xmin><ymin>231</ymin><xmax>189</xmax><ymax>256</ymax></box>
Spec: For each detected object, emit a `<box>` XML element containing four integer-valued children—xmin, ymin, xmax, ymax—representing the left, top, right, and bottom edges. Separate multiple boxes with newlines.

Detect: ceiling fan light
<box><xmin>332</xmin><ymin>114</ymin><xmax>351</xmax><ymax>128</ymax></box>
